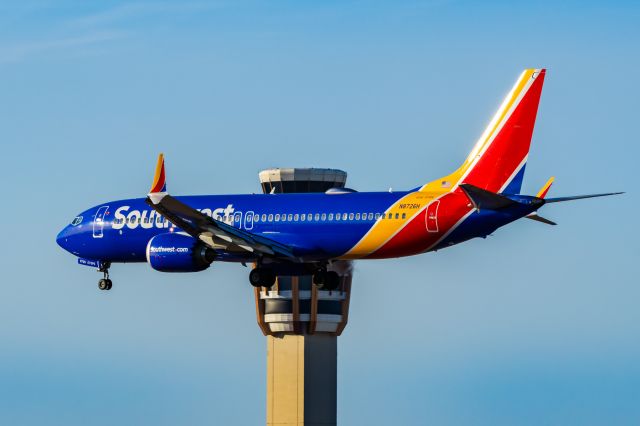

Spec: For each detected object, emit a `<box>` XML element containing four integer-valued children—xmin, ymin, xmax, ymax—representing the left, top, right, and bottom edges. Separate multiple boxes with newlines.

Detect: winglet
<box><xmin>536</xmin><ymin>176</ymin><xmax>554</xmax><ymax>199</ymax></box>
<box><xmin>148</xmin><ymin>153</ymin><xmax>168</xmax><ymax>204</ymax></box>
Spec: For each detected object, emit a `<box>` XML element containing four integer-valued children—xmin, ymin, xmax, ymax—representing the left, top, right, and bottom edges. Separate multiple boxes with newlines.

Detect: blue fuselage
<box><xmin>56</xmin><ymin>191</ymin><xmax>538</xmax><ymax>264</ymax></box>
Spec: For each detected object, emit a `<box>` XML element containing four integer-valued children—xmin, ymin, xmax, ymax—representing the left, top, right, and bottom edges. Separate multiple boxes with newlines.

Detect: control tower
<box><xmin>255</xmin><ymin>168</ymin><xmax>352</xmax><ymax>426</ymax></box>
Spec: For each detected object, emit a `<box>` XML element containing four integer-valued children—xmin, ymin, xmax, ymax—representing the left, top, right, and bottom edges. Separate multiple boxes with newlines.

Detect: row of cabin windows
<box><xmin>113</xmin><ymin>212</ymin><xmax>408</xmax><ymax>225</ymax></box>
<box><xmin>113</xmin><ymin>216</ymin><xmax>167</xmax><ymax>225</ymax></box>
<box><xmin>254</xmin><ymin>212</ymin><xmax>406</xmax><ymax>223</ymax></box>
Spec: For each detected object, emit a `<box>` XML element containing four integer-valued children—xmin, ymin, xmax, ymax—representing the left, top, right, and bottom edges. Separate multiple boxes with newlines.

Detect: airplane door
<box><xmin>244</xmin><ymin>211</ymin><xmax>255</xmax><ymax>230</ymax></box>
<box><xmin>425</xmin><ymin>200</ymin><xmax>440</xmax><ymax>233</ymax></box>
<box><xmin>233</xmin><ymin>212</ymin><xmax>242</xmax><ymax>228</ymax></box>
<box><xmin>93</xmin><ymin>206</ymin><xmax>109</xmax><ymax>238</ymax></box>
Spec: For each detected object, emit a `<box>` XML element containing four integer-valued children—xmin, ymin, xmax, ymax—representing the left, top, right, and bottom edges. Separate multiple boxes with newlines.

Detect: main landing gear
<box><xmin>313</xmin><ymin>268</ymin><xmax>340</xmax><ymax>291</ymax></box>
<box><xmin>98</xmin><ymin>262</ymin><xmax>112</xmax><ymax>291</ymax></box>
<box><xmin>248</xmin><ymin>265</ymin><xmax>340</xmax><ymax>291</ymax></box>
<box><xmin>249</xmin><ymin>267</ymin><xmax>276</xmax><ymax>288</ymax></box>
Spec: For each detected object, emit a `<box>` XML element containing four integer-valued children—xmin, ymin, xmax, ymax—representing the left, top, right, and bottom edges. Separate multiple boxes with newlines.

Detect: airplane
<box><xmin>56</xmin><ymin>68</ymin><xmax>622</xmax><ymax>291</ymax></box>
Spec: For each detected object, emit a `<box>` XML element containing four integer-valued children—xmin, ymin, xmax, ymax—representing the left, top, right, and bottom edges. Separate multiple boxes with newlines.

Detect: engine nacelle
<box><xmin>146</xmin><ymin>233</ymin><xmax>215</xmax><ymax>272</ymax></box>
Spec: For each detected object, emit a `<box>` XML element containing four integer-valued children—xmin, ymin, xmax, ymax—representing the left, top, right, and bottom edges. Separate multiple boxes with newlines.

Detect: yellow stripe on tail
<box><xmin>536</xmin><ymin>176</ymin><xmax>555</xmax><ymax>199</ymax></box>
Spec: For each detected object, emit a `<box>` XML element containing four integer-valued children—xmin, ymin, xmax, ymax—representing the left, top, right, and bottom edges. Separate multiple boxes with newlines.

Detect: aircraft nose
<box><xmin>56</xmin><ymin>225</ymin><xmax>74</xmax><ymax>253</ymax></box>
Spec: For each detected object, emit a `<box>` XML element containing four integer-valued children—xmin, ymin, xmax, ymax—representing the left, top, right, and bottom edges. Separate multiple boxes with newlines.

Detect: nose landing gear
<box><xmin>98</xmin><ymin>262</ymin><xmax>112</xmax><ymax>291</ymax></box>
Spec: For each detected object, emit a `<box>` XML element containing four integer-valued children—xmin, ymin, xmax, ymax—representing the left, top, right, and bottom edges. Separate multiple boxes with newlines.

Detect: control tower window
<box><xmin>310</xmin><ymin>181</ymin><xmax>325</xmax><ymax>192</ymax></box>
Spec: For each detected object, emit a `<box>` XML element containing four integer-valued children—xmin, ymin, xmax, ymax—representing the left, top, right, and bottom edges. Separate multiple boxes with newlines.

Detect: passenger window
<box><xmin>375</xmin><ymin>213</ymin><xmax>380</xmax><ymax>220</ymax></box>
<box><xmin>328</xmin><ymin>213</ymin><xmax>334</xmax><ymax>220</ymax></box>
<box><xmin>307</xmin><ymin>214</ymin><xmax>313</xmax><ymax>221</ymax></box>
<box><xmin>342</xmin><ymin>213</ymin><xmax>348</xmax><ymax>220</ymax></box>
<box><xmin>275</xmin><ymin>214</ymin><xmax>280</xmax><ymax>221</ymax></box>
<box><xmin>288</xmin><ymin>214</ymin><xmax>293</xmax><ymax>221</ymax></box>
<box><xmin>294</xmin><ymin>214</ymin><xmax>299</xmax><ymax>221</ymax></box>
<box><xmin>268</xmin><ymin>214</ymin><xmax>274</xmax><ymax>222</ymax></box>
<box><xmin>314</xmin><ymin>213</ymin><xmax>320</xmax><ymax>221</ymax></box>
<box><xmin>301</xmin><ymin>214</ymin><xmax>306</xmax><ymax>221</ymax></box>
<box><xmin>355</xmin><ymin>213</ymin><xmax>360</xmax><ymax>220</ymax></box>
<box><xmin>368</xmin><ymin>213</ymin><xmax>373</xmax><ymax>220</ymax></box>
<box><xmin>395</xmin><ymin>213</ymin><xmax>399</xmax><ymax>219</ymax></box>
<box><xmin>348</xmin><ymin>213</ymin><xmax>354</xmax><ymax>220</ymax></box>
<box><xmin>321</xmin><ymin>213</ymin><xmax>327</xmax><ymax>221</ymax></box>
<box><xmin>402</xmin><ymin>213</ymin><xmax>406</xmax><ymax>219</ymax></box>
<box><xmin>261</xmin><ymin>214</ymin><xmax>267</xmax><ymax>222</ymax></box>
<box><xmin>335</xmin><ymin>214</ymin><xmax>341</xmax><ymax>221</ymax></box>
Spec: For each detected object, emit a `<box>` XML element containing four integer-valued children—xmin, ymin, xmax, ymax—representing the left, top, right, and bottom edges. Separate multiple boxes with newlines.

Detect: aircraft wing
<box><xmin>144</xmin><ymin>154</ymin><xmax>296</xmax><ymax>260</ymax></box>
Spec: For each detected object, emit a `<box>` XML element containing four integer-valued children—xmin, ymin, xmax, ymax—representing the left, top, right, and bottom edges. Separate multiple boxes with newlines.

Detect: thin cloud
<box><xmin>69</xmin><ymin>1</ymin><xmax>223</xmax><ymax>29</ymax></box>
<box><xmin>0</xmin><ymin>31</ymin><xmax>126</xmax><ymax>64</ymax></box>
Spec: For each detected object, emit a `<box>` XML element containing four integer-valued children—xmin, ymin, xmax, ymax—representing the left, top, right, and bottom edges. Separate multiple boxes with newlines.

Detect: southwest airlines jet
<box><xmin>57</xmin><ymin>69</ymin><xmax>621</xmax><ymax>291</ymax></box>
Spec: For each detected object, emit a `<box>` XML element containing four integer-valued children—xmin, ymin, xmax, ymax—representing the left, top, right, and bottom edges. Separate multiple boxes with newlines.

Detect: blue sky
<box><xmin>1</xmin><ymin>1</ymin><xmax>639</xmax><ymax>425</ymax></box>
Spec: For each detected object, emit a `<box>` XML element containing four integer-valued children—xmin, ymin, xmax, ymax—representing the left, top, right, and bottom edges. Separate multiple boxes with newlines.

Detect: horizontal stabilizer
<box><xmin>545</xmin><ymin>192</ymin><xmax>624</xmax><ymax>203</ymax></box>
<box><xmin>459</xmin><ymin>184</ymin><xmax>518</xmax><ymax>211</ymax></box>
<box><xmin>525</xmin><ymin>213</ymin><xmax>557</xmax><ymax>225</ymax></box>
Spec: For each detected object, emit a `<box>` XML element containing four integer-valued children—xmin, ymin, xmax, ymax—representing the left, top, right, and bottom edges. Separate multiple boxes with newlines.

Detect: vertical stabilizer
<box><xmin>420</xmin><ymin>69</ymin><xmax>546</xmax><ymax>194</ymax></box>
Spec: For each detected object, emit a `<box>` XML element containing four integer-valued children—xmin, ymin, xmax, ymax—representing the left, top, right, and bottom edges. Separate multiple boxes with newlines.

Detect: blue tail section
<box><xmin>501</xmin><ymin>164</ymin><xmax>526</xmax><ymax>194</ymax></box>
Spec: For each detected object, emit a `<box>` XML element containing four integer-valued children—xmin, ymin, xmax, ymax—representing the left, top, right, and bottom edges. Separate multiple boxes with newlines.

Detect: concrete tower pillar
<box><xmin>255</xmin><ymin>168</ymin><xmax>352</xmax><ymax>426</ymax></box>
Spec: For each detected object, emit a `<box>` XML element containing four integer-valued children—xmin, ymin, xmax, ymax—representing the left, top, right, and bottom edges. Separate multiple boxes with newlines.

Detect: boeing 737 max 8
<box><xmin>56</xmin><ymin>69</ymin><xmax>622</xmax><ymax>291</ymax></box>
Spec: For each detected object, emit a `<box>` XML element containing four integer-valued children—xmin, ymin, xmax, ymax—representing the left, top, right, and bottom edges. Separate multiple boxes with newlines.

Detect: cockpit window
<box><xmin>71</xmin><ymin>216</ymin><xmax>83</xmax><ymax>226</ymax></box>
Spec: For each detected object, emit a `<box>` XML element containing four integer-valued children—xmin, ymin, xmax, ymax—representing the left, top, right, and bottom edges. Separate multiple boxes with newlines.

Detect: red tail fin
<box><xmin>462</xmin><ymin>69</ymin><xmax>546</xmax><ymax>192</ymax></box>
<box><xmin>420</xmin><ymin>69</ymin><xmax>546</xmax><ymax>194</ymax></box>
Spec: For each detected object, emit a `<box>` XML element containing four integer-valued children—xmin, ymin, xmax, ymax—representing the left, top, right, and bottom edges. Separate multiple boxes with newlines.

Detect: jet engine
<box><xmin>146</xmin><ymin>233</ymin><xmax>215</xmax><ymax>272</ymax></box>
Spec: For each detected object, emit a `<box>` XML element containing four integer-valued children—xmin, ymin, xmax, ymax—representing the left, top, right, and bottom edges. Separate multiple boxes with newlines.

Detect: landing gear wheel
<box><xmin>98</xmin><ymin>262</ymin><xmax>112</xmax><ymax>291</ymax></box>
<box><xmin>249</xmin><ymin>269</ymin><xmax>262</xmax><ymax>287</ymax></box>
<box><xmin>249</xmin><ymin>268</ymin><xmax>276</xmax><ymax>288</ymax></box>
<box><xmin>314</xmin><ymin>269</ymin><xmax>340</xmax><ymax>290</ymax></box>
<box><xmin>324</xmin><ymin>271</ymin><xmax>340</xmax><ymax>291</ymax></box>
<box><xmin>312</xmin><ymin>268</ymin><xmax>327</xmax><ymax>287</ymax></box>
<box><xmin>98</xmin><ymin>279</ymin><xmax>108</xmax><ymax>290</ymax></box>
